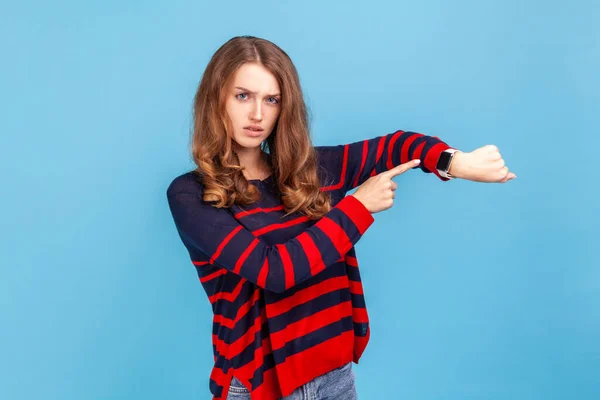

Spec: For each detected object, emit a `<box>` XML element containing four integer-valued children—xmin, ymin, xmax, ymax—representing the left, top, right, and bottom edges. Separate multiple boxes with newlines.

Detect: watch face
<box><xmin>436</xmin><ymin>151</ymin><xmax>452</xmax><ymax>171</ymax></box>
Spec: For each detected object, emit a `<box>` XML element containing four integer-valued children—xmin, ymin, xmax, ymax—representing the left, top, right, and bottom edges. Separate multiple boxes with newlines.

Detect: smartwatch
<box><xmin>436</xmin><ymin>149</ymin><xmax>458</xmax><ymax>179</ymax></box>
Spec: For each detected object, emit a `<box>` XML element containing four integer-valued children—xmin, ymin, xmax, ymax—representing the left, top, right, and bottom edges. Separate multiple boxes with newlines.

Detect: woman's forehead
<box><xmin>231</xmin><ymin>63</ymin><xmax>280</xmax><ymax>94</ymax></box>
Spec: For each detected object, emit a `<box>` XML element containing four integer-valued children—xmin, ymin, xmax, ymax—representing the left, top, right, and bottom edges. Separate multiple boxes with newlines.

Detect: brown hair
<box><xmin>190</xmin><ymin>35</ymin><xmax>331</xmax><ymax>219</ymax></box>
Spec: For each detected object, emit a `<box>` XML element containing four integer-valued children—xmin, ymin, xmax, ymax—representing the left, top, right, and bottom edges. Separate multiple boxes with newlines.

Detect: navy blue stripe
<box><xmin>354</xmin><ymin>322</ymin><xmax>369</xmax><ymax>337</ymax></box>
<box><xmin>350</xmin><ymin>292</ymin><xmax>366</xmax><ymax>308</ymax></box>
<box><xmin>269</xmin><ymin>288</ymin><xmax>351</xmax><ymax>333</ymax></box>
<box><xmin>209</xmin><ymin>379</ymin><xmax>224</xmax><ymax>398</ymax></box>
<box><xmin>345</xmin><ymin>265</ymin><xmax>361</xmax><ymax>282</ymax></box>
<box><xmin>271</xmin><ymin>316</ymin><xmax>354</xmax><ymax>365</ymax></box>
<box><xmin>362</xmin><ymin>139</ymin><xmax>382</xmax><ymax>177</ymax></box>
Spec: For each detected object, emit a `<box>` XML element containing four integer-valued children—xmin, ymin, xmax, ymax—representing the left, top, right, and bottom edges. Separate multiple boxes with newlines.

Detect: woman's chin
<box><xmin>233</xmin><ymin>136</ymin><xmax>264</xmax><ymax>150</ymax></box>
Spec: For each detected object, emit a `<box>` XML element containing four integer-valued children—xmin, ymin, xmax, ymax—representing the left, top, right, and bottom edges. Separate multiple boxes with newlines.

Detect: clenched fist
<box><xmin>450</xmin><ymin>145</ymin><xmax>517</xmax><ymax>183</ymax></box>
<box><xmin>350</xmin><ymin>159</ymin><xmax>421</xmax><ymax>213</ymax></box>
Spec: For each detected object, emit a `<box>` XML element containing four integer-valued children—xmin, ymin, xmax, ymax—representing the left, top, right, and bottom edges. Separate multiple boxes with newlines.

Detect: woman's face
<box><xmin>224</xmin><ymin>62</ymin><xmax>281</xmax><ymax>150</ymax></box>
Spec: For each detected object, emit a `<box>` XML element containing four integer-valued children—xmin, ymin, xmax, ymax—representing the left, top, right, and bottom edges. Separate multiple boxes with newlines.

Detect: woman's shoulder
<box><xmin>166</xmin><ymin>170</ymin><xmax>204</xmax><ymax>197</ymax></box>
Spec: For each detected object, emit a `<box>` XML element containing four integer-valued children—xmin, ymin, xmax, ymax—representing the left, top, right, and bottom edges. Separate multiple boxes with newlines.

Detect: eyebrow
<box><xmin>234</xmin><ymin>86</ymin><xmax>281</xmax><ymax>97</ymax></box>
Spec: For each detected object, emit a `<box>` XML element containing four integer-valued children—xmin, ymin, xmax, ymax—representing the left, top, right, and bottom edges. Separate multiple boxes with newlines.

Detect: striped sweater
<box><xmin>166</xmin><ymin>130</ymin><xmax>453</xmax><ymax>399</ymax></box>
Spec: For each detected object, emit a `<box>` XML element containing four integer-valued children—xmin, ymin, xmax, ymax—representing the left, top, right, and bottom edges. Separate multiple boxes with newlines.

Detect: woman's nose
<box><xmin>250</xmin><ymin>101</ymin><xmax>263</xmax><ymax>121</ymax></box>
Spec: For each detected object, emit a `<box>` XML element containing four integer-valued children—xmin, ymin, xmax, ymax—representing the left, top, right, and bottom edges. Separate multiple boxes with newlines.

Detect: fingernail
<box><xmin>414</xmin><ymin>160</ymin><xmax>420</xmax><ymax>164</ymax></box>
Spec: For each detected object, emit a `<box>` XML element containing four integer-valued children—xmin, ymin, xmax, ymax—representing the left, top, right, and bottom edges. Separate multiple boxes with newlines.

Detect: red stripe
<box><xmin>345</xmin><ymin>255</ymin><xmax>358</xmax><ymax>267</ymax></box>
<box><xmin>352</xmin><ymin>307</ymin><xmax>369</xmax><ymax>323</ymax></box>
<box><xmin>349</xmin><ymin>280</ymin><xmax>363</xmax><ymax>295</ymax></box>
<box><xmin>210</xmin><ymin>225</ymin><xmax>243</xmax><ymax>264</ymax></box>
<box><xmin>413</xmin><ymin>140</ymin><xmax>426</xmax><ymax>160</ymax></box>
<box><xmin>257</xmin><ymin>257</ymin><xmax>268</xmax><ymax>288</ymax></box>
<box><xmin>296</xmin><ymin>231</ymin><xmax>325</xmax><ymax>275</ymax></box>
<box><xmin>386</xmin><ymin>130</ymin><xmax>403</xmax><ymax>170</ymax></box>
<box><xmin>401</xmin><ymin>132</ymin><xmax>422</xmax><ymax>163</ymax></box>
<box><xmin>234</xmin><ymin>238</ymin><xmax>259</xmax><ymax>274</ymax></box>
<box><xmin>266</xmin><ymin>276</ymin><xmax>349</xmax><ymax>318</ymax></box>
<box><xmin>424</xmin><ymin>142</ymin><xmax>450</xmax><ymax>177</ymax></box>
<box><xmin>200</xmin><ymin>268</ymin><xmax>227</xmax><ymax>283</ymax></box>
<box><xmin>253</xmin><ymin>216</ymin><xmax>309</xmax><ymax>236</ymax></box>
<box><xmin>352</xmin><ymin>140</ymin><xmax>369</xmax><ymax>188</ymax></box>
<box><xmin>270</xmin><ymin>301</ymin><xmax>352</xmax><ymax>350</ymax></box>
<box><xmin>275</xmin><ymin>244</ymin><xmax>295</xmax><ymax>290</ymax></box>
<box><xmin>208</xmin><ymin>277</ymin><xmax>246</xmax><ymax>304</ymax></box>
<box><xmin>247</xmin><ymin>366</ymin><xmax>281</xmax><ymax>400</ymax></box>
<box><xmin>315</xmin><ymin>217</ymin><xmax>352</xmax><ymax>257</ymax></box>
<box><xmin>234</xmin><ymin>204</ymin><xmax>284</xmax><ymax>218</ymax></box>
<box><xmin>321</xmin><ymin>144</ymin><xmax>348</xmax><ymax>191</ymax></box>
<box><xmin>192</xmin><ymin>260</ymin><xmax>209</xmax><ymax>266</ymax></box>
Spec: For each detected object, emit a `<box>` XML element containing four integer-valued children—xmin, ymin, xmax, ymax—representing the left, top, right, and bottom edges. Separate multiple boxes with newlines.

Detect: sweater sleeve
<box><xmin>317</xmin><ymin>130</ymin><xmax>456</xmax><ymax>193</ymax></box>
<box><xmin>166</xmin><ymin>180</ymin><xmax>374</xmax><ymax>294</ymax></box>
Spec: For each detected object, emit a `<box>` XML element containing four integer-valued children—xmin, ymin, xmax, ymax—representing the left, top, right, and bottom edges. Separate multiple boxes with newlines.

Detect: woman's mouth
<box><xmin>243</xmin><ymin>126</ymin><xmax>264</xmax><ymax>137</ymax></box>
<box><xmin>243</xmin><ymin>127</ymin><xmax>264</xmax><ymax>137</ymax></box>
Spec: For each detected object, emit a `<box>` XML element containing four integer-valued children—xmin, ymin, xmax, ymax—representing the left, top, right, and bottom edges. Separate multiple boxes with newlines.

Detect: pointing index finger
<box><xmin>386</xmin><ymin>159</ymin><xmax>421</xmax><ymax>178</ymax></box>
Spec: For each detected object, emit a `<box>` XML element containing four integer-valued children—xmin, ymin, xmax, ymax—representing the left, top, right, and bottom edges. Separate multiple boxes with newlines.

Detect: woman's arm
<box><xmin>166</xmin><ymin>176</ymin><xmax>374</xmax><ymax>294</ymax></box>
<box><xmin>316</xmin><ymin>131</ymin><xmax>516</xmax><ymax>192</ymax></box>
<box><xmin>317</xmin><ymin>130</ymin><xmax>453</xmax><ymax>193</ymax></box>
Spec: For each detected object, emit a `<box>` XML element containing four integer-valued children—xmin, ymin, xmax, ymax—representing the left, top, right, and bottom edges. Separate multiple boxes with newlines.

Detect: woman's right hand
<box><xmin>350</xmin><ymin>159</ymin><xmax>421</xmax><ymax>214</ymax></box>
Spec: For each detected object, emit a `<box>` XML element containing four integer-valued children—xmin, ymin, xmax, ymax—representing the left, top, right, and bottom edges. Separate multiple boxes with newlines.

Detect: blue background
<box><xmin>2</xmin><ymin>0</ymin><xmax>598</xmax><ymax>398</ymax></box>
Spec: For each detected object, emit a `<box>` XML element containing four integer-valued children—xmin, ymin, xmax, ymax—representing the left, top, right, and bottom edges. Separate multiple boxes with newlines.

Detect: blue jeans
<box><xmin>226</xmin><ymin>362</ymin><xmax>357</xmax><ymax>400</ymax></box>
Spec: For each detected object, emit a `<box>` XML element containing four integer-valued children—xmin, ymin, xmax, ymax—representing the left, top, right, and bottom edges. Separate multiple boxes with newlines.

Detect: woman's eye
<box><xmin>236</xmin><ymin>93</ymin><xmax>279</xmax><ymax>104</ymax></box>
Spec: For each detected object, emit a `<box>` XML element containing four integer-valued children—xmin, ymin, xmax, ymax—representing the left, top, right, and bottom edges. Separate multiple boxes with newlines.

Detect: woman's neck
<box><xmin>235</xmin><ymin>147</ymin><xmax>272</xmax><ymax>180</ymax></box>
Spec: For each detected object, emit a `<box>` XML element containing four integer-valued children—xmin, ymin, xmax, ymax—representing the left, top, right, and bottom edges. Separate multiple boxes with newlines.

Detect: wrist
<box><xmin>448</xmin><ymin>150</ymin><xmax>465</xmax><ymax>179</ymax></box>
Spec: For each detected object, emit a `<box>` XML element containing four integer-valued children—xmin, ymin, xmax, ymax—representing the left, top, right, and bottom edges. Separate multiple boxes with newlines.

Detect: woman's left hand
<box><xmin>449</xmin><ymin>145</ymin><xmax>517</xmax><ymax>183</ymax></box>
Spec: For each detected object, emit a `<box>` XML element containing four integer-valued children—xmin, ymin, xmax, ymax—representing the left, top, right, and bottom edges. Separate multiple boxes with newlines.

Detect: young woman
<box><xmin>167</xmin><ymin>36</ymin><xmax>515</xmax><ymax>400</ymax></box>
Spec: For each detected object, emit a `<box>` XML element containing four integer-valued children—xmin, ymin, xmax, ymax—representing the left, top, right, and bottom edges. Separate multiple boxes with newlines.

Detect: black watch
<box><xmin>436</xmin><ymin>149</ymin><xmax>458</xmax><ymax>179</ymax></box>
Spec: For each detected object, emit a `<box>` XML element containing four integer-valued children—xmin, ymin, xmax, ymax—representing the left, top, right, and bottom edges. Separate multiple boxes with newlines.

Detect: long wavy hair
<box><xmin>191</xmin><ymin>36</ymin><xmax>332</xmax><ymax>219</ymax></box>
